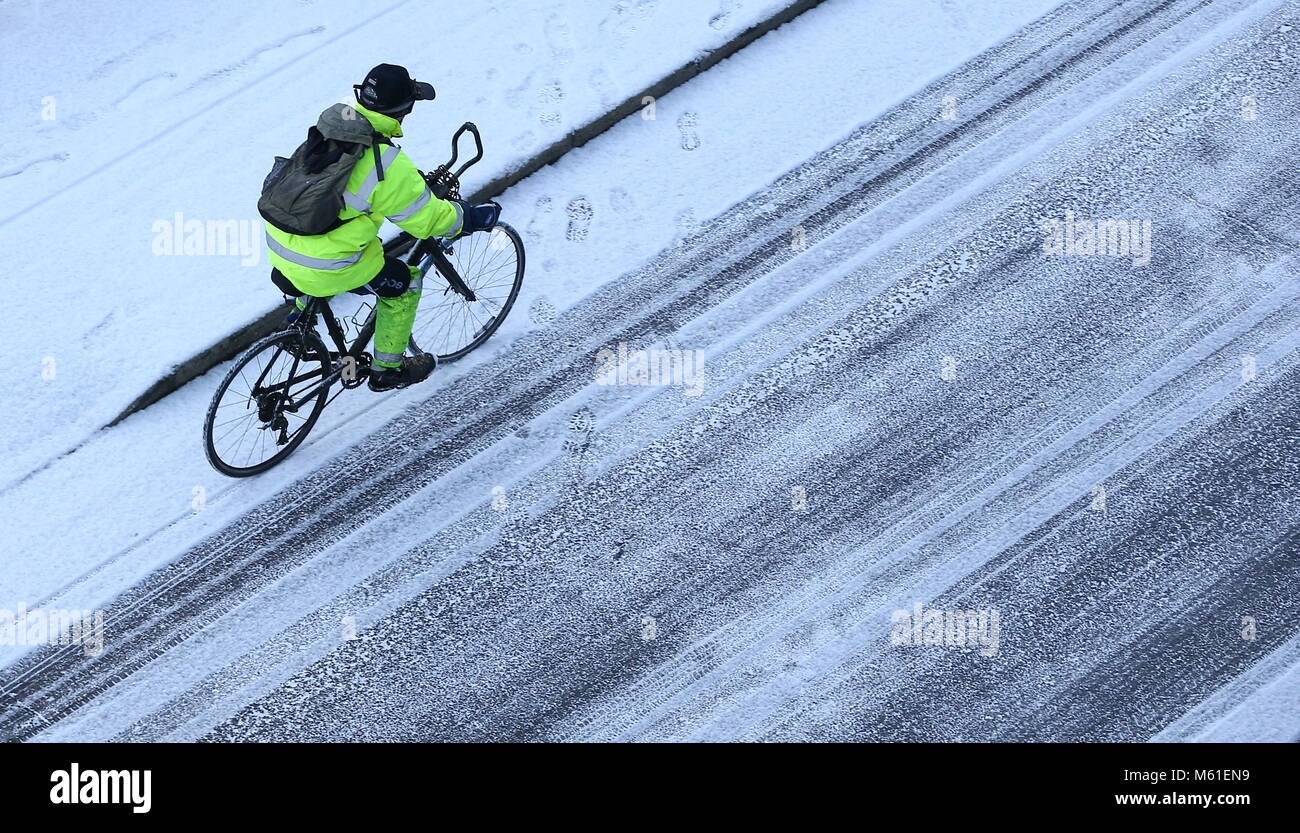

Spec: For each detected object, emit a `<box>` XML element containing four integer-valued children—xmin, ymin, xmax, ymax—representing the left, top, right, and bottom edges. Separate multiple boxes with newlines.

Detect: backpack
<box><xmin>258</xmin><ymin>103</ymin><xmax>390</xmax><ymax>237</ymax></box>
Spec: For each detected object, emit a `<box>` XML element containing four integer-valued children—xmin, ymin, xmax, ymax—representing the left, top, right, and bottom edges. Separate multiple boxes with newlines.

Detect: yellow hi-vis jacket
<box><xmin>264</xmin><ymin>103</ymin><xmax>463</xmax><ymax>296</ymax></box>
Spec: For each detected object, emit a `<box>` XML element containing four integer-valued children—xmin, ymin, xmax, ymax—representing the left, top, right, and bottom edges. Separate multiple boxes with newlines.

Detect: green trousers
<box><xmin>293</xmin><ymin>263</ymin><xmax>422</xmax><ymax>369</ymax></box>
<box><xmin>375</xmin><ymin>264</ymin><xmax>423</xmax><ymax>367</ymax></box>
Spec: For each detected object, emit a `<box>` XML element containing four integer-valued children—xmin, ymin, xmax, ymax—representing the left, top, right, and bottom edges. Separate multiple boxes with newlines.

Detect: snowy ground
<box><xmin>3</xmin><ymin>0</ymin><xmax>1299</xmax><ymax>742</ymax></box>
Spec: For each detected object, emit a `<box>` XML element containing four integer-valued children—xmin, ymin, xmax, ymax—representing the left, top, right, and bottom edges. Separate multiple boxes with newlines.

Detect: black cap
<box><xmin>354</xmin><ymin>63</ymin><xmax>435</xmax><ymax>115</ymax></box>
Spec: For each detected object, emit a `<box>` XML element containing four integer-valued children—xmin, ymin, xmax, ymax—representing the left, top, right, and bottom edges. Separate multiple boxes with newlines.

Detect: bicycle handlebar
<box><xmin>424</xmin><ymin>121</ymin><xmax>484</xmax><ymax>200</ymax></box>
<box><xmin>444</xmin><ymin>122</ymin><xmax>484</xmax><ymax>180</ymax></box>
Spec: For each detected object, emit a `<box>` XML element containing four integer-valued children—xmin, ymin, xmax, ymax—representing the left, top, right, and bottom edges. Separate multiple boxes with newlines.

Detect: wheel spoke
<box><xmin>411</xmin><ymin>225</ymin><xmax>523</xmax><ymax>360</ymax></box>
<box><xmin>205</xmin><ymin>332</ymin><xmax>331</xmax><ymax>475</ymax></box>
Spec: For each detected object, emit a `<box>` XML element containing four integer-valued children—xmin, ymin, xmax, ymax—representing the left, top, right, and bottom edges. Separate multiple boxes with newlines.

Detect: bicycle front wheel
<box><xmin>203</xmin><ymin>329</ymin><xmax>332</xmax><ymax>477</ymax></box>
<box><xmin>411</xmin><ymin>221</ymin><xmax>525</xmax><ymax>362</ymax></box>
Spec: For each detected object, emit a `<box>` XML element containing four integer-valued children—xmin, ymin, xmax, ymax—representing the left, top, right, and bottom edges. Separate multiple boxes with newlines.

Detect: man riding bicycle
<box><xmin>265</xmin><ymin>63</ymin><xmax>499</xmax><ymax>391</ymax></box>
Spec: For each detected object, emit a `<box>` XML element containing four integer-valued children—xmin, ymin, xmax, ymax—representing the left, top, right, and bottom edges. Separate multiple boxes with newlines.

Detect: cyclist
<box><xmin>266</xmin><ymin>63</ymin><xmax>500</xmax><ymax>391</ymax></box>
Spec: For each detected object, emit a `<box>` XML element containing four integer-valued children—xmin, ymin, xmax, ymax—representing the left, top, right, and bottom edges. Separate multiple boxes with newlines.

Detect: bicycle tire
<box><xmin>203</xmin><ymin>329</ymin><xmax>333</xmax><ymax>477</ymax></box>
<box><xmin>413</xmin><ymin>221</ymin><xmax>526</xmax><ymax>363</ymax></box>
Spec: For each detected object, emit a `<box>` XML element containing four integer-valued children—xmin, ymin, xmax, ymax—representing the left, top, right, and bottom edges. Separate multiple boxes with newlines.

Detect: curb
<box><xmin>107</xmin><ymin>0</ymin><xmax>827</xmax><ymax>428</ymax></box>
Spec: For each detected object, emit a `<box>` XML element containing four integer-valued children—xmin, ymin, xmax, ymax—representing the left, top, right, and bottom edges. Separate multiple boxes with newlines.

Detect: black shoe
<box><xmin>368</xmin><ymin>353</ymin><xmax>437</xmax><ymax>392</ymax></box>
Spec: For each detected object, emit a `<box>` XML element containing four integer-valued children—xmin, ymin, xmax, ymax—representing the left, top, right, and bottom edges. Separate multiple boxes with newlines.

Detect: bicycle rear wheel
<box><xmin>411</xmin><ymin>221</ymin><xmax>525</xmax><ymax>362</ymax></box>
<box><xmin>203</xmin><ymin>330</ymin><xmax>332</xmax><ymax>477</ymax></box>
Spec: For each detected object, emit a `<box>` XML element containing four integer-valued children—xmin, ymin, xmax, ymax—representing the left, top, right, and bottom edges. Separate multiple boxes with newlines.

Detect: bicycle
<box><xmin>203</xmin><ymin>122</ymin><xmax>525</xmax><ymax>477</ymax></box>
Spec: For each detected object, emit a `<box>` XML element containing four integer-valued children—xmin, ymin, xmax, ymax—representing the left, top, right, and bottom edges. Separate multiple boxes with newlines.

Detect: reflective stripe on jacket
<box><xmin>265</xmin><ymin>103</ymin><xmax>463</xmax><ymax>297</ymax></box>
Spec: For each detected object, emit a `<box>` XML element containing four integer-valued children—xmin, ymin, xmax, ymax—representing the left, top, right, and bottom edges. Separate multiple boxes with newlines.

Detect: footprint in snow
<box><xmin>566</xmin><ymin>197</ymin><xmax>593</xmax><ymax>242</ymax></box>
<box><xmin>563</xmin><ymin>407</ymin><xmax>595</xmax><ymax>478</ymax></box>
<box><xmin>528</xmin><ymin>295</ymin><xmax>557</xmax><ymax>325</ymax></box>
<box><xmin>538</xmin><ymin>81</ymin><xmax>565</xmax><ymax>103</ymax></box>
<box><xmin>674</xmin><ymin>208</ymin><xmax>697</xmax><ymax>243</ymax></box>
<box><xmin>526</xmin><ymin>195</ymin><xmax>553</xmax><ymax>238</ymax></box>
<box><xmin>677</xmin><ymin>112</ymin><xmax>701</xmax><ymax>151</ymax></box>
<box><xmin>599</xmin><ymin>0</ymin><xmax>658</xmax><ymax>42</ymax></box>
<box><xmin>513</xmin><ymin>130</ymin><xmax>537</xmax><ymax>152</ymax></box>
<box><xmin>567</xmin><ymin>407</ymin><xmax>595</xmax><ymax>445</ymax></box>
<box><xmin>544</xmin><ymin>13</ymin><xmax>575</xmax><ymax>64</ymax></box>
<box><xmin>0</xmin><ymin>152</ymin><xmax>70</xmax><ymax>179</ymax></box>
<box><xmin>709</xmin><ymin>0</ymin><xmax>741</xmax><ymax>30</ymax></box>
<box><xmin>609</xmin><ymin>187</ymin><xmax>634</xmax><ymax>213</ymax></box>
<box><xmin>589</xmin><ymin>68</ymin><xmax>616</xmax><ymax>105</ymax></box>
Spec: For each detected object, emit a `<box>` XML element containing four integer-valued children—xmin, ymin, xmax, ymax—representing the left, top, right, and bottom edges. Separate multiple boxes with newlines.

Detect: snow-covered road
<box><xmin>4</xmin><ymin>0</ymin><xmax>1299</xmax><ymax>741</ymax></box>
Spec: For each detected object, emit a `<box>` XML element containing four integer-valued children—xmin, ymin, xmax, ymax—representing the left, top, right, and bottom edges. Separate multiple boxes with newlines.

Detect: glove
<box><xmin>452</xmin><ymin>199</ymin><xmax>501</xmax><ymax>235</ymax></box>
